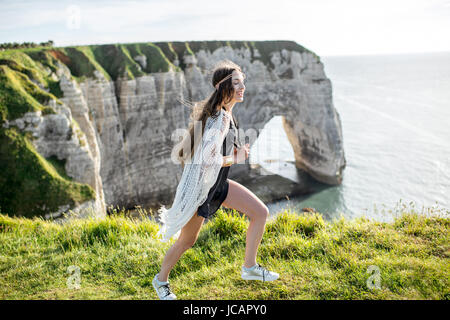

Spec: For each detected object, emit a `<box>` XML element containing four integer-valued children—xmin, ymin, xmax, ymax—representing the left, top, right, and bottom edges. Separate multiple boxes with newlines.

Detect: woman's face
<box><xmin>231</xmin><ymin>70</ymin><xmax>245</xmax><ymax>102</ymax></box>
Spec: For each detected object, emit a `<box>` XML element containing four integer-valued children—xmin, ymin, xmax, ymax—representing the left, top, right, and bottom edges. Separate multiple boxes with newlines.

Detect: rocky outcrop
<box><xmin>56</xmin><ymin>62</ymin><xmax>106</xmax><ymax>218</ymax></box>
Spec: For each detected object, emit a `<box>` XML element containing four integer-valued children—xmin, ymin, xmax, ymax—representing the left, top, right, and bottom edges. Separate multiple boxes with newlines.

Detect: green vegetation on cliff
<box><xmin>54</xmin><ymin>43</ymin><xmax>177</xmax><ymax>82</ymax></box>
<box><xmin>57</xmin><ymin>46</ymin><xmax>111</xmax><ymax>82</ymax></box>
<box><xmin>30</xmin><ymin>40</ymin><xmax>316</xmax><ymax>82</ymax></box>
<box><xmin>0</xmin><ymin>127</ymin><xmax>95</xmax><ymax>218</ymax></box>
<box><xmin>0</xmin><ymin>50</ymin><xmax>63</xmax><ymax>122</ymax></box>
<box><xmin>0</xmin><ymin>49</ymin><xmax>96</xmax><ymax>218</ymax></box>
<box><xmin>2</xmin><ymin>40</ymin><xmax>316</xmax><ymax>95</ymax></box>
<box><xmin>0</xmin><ymin>206</ymin><xmax>448</xmax><ymax>299</ymax></box>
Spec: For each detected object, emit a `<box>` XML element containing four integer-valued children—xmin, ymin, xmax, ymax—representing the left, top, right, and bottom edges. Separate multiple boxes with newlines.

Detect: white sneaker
<box><xmin>152</xmin><ymin>273</ymin><xmax>177</xmax><ymax>300</ymax></box>
<box><xmin>241</xmin><ymin>263</ymin><xmax>279</xmax><ymax>282</ymax></box>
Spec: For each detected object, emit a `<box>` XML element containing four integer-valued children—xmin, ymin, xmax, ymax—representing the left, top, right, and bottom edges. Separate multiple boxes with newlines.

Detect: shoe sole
<box><xmin>241</xmin><ymin>274</ymin><xmax>279</xmax><ymax>281</ymax></box>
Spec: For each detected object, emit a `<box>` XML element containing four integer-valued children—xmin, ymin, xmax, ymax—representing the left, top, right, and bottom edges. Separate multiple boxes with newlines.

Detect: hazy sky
<box><xmin>1</xmin><ymin>0</ymin><xmax>450</xmax><ymax>56</ymax></box>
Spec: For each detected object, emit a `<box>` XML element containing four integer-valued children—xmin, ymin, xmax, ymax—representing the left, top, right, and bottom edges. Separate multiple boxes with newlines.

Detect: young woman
<box><xmin>153</xmin><ymin>60</ymin><xmax>279</xmax><ymax>300</ymax></box>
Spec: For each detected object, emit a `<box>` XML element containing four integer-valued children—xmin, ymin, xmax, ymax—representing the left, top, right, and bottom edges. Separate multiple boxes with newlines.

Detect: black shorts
<box><xmin>197</xmin><ymin>179</ymin><xmax>229</xmax><ymax>219</ymax></box>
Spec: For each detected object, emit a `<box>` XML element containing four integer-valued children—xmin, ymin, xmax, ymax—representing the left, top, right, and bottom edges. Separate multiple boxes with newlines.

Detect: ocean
<box><xmin>253</xmin><ymin>52</ymin><xmax>450</xmax><ymax>221</ymax></box>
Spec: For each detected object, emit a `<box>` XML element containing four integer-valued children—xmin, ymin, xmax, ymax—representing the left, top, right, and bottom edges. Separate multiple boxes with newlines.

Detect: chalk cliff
<box><xmin>0</xmin><ymin>40</ymin><xmax>345</xmax><ymax>219</ymax></box>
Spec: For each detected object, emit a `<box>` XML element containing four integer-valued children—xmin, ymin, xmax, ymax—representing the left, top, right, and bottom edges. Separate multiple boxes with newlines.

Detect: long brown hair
<box><xmin>176</xmin><ymin>59</ymin><xmax>244</xmax><ymax>169</ymax></box>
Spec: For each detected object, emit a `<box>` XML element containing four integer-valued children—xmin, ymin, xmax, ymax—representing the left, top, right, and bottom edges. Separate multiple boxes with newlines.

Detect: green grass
<box><xmin>0</xmin><ymin>205</ymin><xmax>448</xmax><ymax>300</ymax></box>
<box><xmin>0</xmin><ymin>64</ymin><xmax>57</xmax><ymax>122</ymax></box>
<box><xmin>123</xmin><ymin>42</ymin><xmax>176</xmax><ymax>74</ymax></box>
<box><xmin>88</xmin><ymin>44</ymin><xmax>146</xmax><ymax>81</ymax></box>
<box><xmin>0</xmin><ymin>50</ymin><xmax>65</xmax><ymax>112</ymax></box>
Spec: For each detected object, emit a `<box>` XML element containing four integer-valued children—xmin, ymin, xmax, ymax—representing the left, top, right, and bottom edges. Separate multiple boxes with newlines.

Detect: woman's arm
<box><xmin>222</xmin><ymin>143</ymin><xmax>250</xmax><ymax>167</ymax></box>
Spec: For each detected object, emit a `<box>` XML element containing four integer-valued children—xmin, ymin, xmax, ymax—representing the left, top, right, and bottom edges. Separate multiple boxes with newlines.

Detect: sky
<box><xmin>1</xmin><ymin>0</ymin><xmax>450</xmax><ymax>56</ymax></box>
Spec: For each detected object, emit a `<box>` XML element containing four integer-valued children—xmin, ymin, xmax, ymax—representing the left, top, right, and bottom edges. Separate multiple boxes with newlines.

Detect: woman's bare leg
<box><xmin>157</xmin><ymin>212</ymin><xmax>205</xmax><ymax>282</ymax></box>
<box><xmin>221</xmin><ymin>179</ymin><xmax>269</xmax><ymax>268</ymax></box>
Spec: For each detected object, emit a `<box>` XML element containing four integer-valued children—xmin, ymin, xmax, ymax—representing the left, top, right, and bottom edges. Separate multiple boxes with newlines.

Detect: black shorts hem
<box><xmin>197</xmin><ymin>180</ymin><xmax>229</xmax><ymax>219</ymax></box>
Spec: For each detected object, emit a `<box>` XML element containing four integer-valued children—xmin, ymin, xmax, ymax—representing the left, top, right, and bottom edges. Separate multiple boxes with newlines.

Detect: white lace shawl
<box><xmin>156</xmin><ymin>108</ymin><xmax>231</xmax><ymax>242</ymax></box>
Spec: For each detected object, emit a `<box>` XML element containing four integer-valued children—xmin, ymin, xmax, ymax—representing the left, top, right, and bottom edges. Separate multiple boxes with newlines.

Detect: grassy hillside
<box><xmin>0</xmin><ymin>206</ymin><xmax>448</xmax><ymax>300</ymax></box>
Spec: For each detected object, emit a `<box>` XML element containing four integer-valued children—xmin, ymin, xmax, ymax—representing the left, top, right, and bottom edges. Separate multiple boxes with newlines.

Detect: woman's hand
<box><xmin>222</xmin><ymin>155</ymin><xmax>233</xmax><ymax>167</ymax></box>
<box><xmin>234</xmin><ymin>143</ymin><xmax>250</xmax><ymax>164</ymax></box>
